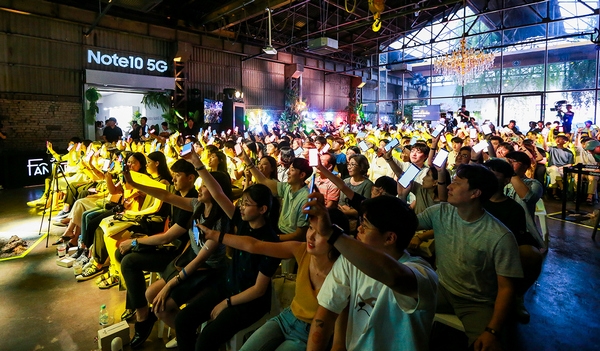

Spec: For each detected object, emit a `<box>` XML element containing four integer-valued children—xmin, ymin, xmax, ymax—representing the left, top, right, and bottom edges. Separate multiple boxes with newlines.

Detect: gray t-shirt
<box><xmin>190</xmin><ymin>198</ymin><xmax>227</xmax><ymax>269</ymax></box>
<box><xmin>339</xmin><ymin>177</ymin><xmax>373</xmax><ymax>207</ymax></box>
<box><xmin>418</xmin><ymin>203</ymin><xmax>523</xmax><ymax>303</ymax></box>
<box><xmin>548</xmin><ymin>147</ymin><xmax>574</xmax><ymax>167</ymax></box>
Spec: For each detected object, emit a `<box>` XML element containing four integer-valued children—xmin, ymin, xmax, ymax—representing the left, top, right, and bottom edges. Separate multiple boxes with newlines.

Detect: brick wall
<box><xmin>0</xmin><ymin>98</ymin><xmax>83</xmax><ymax>151</ymax></box>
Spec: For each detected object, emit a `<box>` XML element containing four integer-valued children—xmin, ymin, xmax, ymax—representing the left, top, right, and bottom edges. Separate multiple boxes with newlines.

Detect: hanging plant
<box><xmin>85</xmin><ymin>87</ymin><xmax>101</xmax><ymax>125</ymax></box>
<box><xmin>161</xmin><ymin>108</ymin><xmax>179</xmax><ymax>130</ymax></box>
<box><xmin>141</xmin><ymin>91</ymin><xmax>171</xmax><ymax>112</ymax></box>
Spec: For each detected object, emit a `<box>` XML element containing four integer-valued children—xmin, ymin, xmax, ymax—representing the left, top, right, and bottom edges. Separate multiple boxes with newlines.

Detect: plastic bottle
<box><xmin>99</xmin><ymin>304</ymin><xmax>109</xmax><ymax>327</ymax></box>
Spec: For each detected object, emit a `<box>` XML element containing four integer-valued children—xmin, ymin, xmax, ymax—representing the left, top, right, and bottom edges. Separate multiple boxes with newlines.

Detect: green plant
<box><xmin>85</xmin><ymin>87</ymin><xmax>101</xmax><ymax>125</ymax></box>
<box><xmin>141</xmin><ymin>91</ymin><xmax>171</xmax><ymax>111</ymax></box>
<box><xmin>132</xmin><ymin>111</ymin><xmax>142</xmax><ymax>124</ymax></box>
<box><xmin>162</xmin><ymin>108</ymin><xmax>180</xmax><ymax>130</ymax></box>
<box><xmin>279</xmin><ymin>88</ymin><xmax>306</xmax><ymax>131</ymax></box>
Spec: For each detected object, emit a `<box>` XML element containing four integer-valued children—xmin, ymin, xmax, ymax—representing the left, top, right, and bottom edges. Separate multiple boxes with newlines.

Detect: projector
<box><xmin>262</xmin><ymin>46</ymin><xmax>277</xmax><ymax>55</ymax></box>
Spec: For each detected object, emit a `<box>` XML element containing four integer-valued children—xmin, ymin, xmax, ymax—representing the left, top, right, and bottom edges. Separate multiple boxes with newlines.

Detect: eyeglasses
<box><xmin>358</xmin><ymin>215</ymin><xmax>375</xmax><ymax>230</ymax></box>
<box><xmin>238</xmin><ymin>202</ymin><xmax>259</xmax><ymax>208</ymax></box>
<box><xmin>347</xmin><ymin>162</ymin><xmax>359</xmax><ymax>168</ymax></box>
<box><xmin>458</xmin><ymin>154</ymin><xmax>470</xmax><ymax>158</ymax></box>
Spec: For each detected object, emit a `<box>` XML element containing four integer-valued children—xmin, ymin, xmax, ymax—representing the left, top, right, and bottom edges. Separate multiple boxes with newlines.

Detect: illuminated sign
<box><xmin>413</xmin><ymin>105</ymin><xmax>442</xmax><ymax>121</ymax></box>
<box><xmin>27</xmin><ymin>158</ymin><xmax>50</xmax><ymax>176</ymax></box>
<box><xmin>87</xmin><ymin>50</ymin><xmax>168</xmax><ymax>73</ymax></box>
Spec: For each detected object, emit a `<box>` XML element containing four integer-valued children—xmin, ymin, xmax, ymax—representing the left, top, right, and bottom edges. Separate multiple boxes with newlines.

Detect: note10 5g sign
<box><xmin>87</xmin><ymin>49</ymin><xmax>169</xmax><ymax>74</ymax></box>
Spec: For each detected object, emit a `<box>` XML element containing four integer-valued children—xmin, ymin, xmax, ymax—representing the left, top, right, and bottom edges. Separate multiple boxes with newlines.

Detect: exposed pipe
<box><xmin>83</xmin><ymin>0</ymin><xmax>115</xmax><ymax>37</ymax></box>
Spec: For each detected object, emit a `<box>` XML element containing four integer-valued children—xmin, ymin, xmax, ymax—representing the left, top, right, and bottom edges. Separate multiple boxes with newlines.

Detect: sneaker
<box><xmin>81</xmin><ymin>257</ymin><xmax>95</xmax><ymax>271</ymax></box>
<box><xmin>165</xmin><ymin>338</ymin><xmax>177</xmax><ymax>349</ymax></box>
<box><xmin>27</xmin><ymin>197</ymin><xmax>47</xmax><ymax>207</ymax></box>
<box><xmin>70</xmin><ymin>247</ymin><xmax>86</xmax><ymax>260</ymax></box>
<box><xmin>52</xmin><ymin>219</ymin><xmax>68</xmax><ymax>227</ymax></box>
<box><xmin>54</xmin><ymin>210</ymin><xmax>70</xmax><ymax>219</ymax></box>
<box><xmin>76</xmin><ymin>264</ymin><xmax>106</xmax><ymax>281</ymax></box>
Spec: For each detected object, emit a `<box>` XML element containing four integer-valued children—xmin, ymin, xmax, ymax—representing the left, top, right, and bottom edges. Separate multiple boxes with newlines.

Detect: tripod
<box><xmin>38</xmin><ymin>159</ymin><xmax>72</xmax><ymax>248</ymax></box>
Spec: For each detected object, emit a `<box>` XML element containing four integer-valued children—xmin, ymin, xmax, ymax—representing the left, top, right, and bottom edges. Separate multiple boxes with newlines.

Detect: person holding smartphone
<box><xmin>176</xmin><ymin>150</ymin><xmax>281</xmax><ymax>351</ymax></box>
<box><xmin>241</xmin><ymin>146</ymin><xmax>312</xmax><ymax>242</ymax></box>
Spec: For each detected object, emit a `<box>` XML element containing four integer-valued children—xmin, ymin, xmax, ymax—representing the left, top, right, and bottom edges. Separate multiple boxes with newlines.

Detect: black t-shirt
<box><xmin>484</xmin><ymin>197</ymin><xmax>538</xmax><ymax>247</ymax></box>
<box><xmin>226</xmin><ymin>207</ymin><xmax>280</xmax><ymax>296</ymax></box>
<box><xmin>172</xmin><ymin>187</ymin><xmax>198</xmax><ymax>229</ymax></box>
<box><xmin>103</xmin><ymin>126</ymin><xmax>123</xmax><ymax>142</ymax></box>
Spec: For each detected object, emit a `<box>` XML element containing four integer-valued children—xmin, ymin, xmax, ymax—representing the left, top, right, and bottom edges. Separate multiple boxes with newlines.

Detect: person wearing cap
<box><xmin>545</xmin><ymin>133</ymin><xmax>574</xmax><ymax>199</ymax></box>
<box><xmin>102</xmin><ymin>117</ymin><xmax>123</xmax><ymax>143</ymax></box>
<box><xmin>580</xmin><ymin>120</ymin><xmax>598</xmax><ymax>138</ymax></box>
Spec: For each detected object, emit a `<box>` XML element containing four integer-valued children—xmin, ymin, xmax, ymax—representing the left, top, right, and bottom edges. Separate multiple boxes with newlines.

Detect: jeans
<box><xmin>239</xmin><ymin>307</ymin><xmax>309</xmax><ymax>351</ymax></box>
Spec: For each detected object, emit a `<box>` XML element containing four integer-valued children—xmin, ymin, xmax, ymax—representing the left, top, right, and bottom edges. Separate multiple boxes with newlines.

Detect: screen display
<box><xmin>204</xmin><ymin>98</ymin><xmax>223</xmax><ymax>124</ymax></box>
<box><xmin>398</xmin><ymin>164</ymin><xmax>420</xmax><ymax>188</ymax></box>
<box><xmin>432</xmin><ymin>149</ymin><xmax>449</xmax><ymax>168</ymax></box>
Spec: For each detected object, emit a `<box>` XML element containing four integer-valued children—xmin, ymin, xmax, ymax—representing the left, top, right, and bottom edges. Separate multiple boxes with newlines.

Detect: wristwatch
<box><xmin>327</xmin><ymin>224</ymin><xmax>346</xmax><ymax>245</ymax></box>
<box><xmin>131</xmin><ymin>239</ymin><xmax>138</xmax><ymax>247</ymax></box>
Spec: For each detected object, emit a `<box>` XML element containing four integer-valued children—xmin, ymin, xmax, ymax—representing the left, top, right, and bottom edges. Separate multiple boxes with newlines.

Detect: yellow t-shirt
<box><xmin>290</xmin><ymin>245</ymin><xmax>320</xmax><ymax>324</ymax></box>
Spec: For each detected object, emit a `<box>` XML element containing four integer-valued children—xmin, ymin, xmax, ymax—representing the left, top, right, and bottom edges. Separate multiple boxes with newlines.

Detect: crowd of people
<box><xmin>24</xmin><ymin>112</ymin><xmax>600</xmax><ymax>351</ymax></box>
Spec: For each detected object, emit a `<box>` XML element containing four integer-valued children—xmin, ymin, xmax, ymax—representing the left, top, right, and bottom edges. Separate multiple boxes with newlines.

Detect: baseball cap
<box><xmin>106</xmin><ymin>117</ymin><xmax>117</xmax><ymax>123</ymax></box>
<box><xmin>555</xmin><ymin>133</ymin><xmax>568</xmax><ymax>140</ymax></box>
<box><xmin>584</xmin><ymin>140</ymin><xmax>600</xmax><ymax>151</ymax></box>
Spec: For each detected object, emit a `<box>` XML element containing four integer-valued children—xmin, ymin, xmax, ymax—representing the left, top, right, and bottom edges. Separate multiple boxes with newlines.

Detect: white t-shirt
<box><xmin>317</xmin><ymin>253</ymin><xmax>438</xmax><ymax>351</ymax></box>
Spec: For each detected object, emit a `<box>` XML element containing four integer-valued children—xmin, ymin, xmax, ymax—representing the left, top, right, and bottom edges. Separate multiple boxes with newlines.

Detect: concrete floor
<box><xmin>0</xmin><ymin>186</ymin><xmax>599</xmax><ymax>351</ymax></box>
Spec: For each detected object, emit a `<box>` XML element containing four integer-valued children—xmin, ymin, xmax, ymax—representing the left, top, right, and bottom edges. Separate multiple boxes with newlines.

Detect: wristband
<box><xmin>327</xmin><ymin>224</ymin><xmax>345</xmax><ymax>245</ymax></box>
<box><xmin>195</xmin><ymin>165</ymin><xmax>206</xmax><ymax>171</ymax></box>
<box><xmin>414</xmin><ymin>234</ymin><xmax>422</xmax><ymax>241</ymax></box>
<box><xmin>437</xmin><ymin>182</ymin><xmax>446</xmax><ymax>185</ymax></box>
<box><xmin>181</xmin><ymin>268</ymin><xmax>187</xmax><ymax>278</ymax></box>
<box><xmin>218</xmin><ymin>230</ymin><xmax>226</xmax><ymax>244</ymax></box>
<box><xmin>226</xmin><ymin>297</ymin><xmax>232</xmax><ymax>307</ymax></box>
<box><xmin>484</xmin><ymin>327</ymin><xmax>498</xmax><ymax>336</ymax></box>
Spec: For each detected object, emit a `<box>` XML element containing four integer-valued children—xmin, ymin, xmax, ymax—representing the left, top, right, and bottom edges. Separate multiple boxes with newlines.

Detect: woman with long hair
<box><xmin>201</xmin><ymin>208</ymin><xmax>349</xmax><ymax>351</ymax></box>
<box><xmin>175</xmin><ymin>150</ymin><xmax>281</xmax><ymax>351</ymax></box>
<box><xmin>146</xmin><ymin>151</ymin><xmax>173</xmax><ymax>185</ymax></box>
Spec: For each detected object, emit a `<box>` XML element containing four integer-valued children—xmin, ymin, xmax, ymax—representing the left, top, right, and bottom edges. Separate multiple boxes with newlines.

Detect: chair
<box><xmin>433</xmin><ymin>313</ymin><xmax>465</xmax><ymax>332</ymax></box>
<box><xmin>535</xmin><ymin>199</ymin><xmax>549</xmax><ymax>245</ymax></box>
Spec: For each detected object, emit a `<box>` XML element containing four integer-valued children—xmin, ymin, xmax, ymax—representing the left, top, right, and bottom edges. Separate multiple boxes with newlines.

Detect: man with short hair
<box><xmin>417</xmin><ymin>164</ymin><xmax>523</xmax><ymax>350</ymax></box>
<box><xmin>117</xmin><ymin>159</ymin><xmax>198</xmax><ymax>347</ymax></box>
<box><xmin>562</xmin><ymin>104</ymin><xmax>574</xmax><ymax>133</ymax></box>
<box><xmin>159</xmin><ymin>122</ymin><xmax>172</xmax><ymax>138</ymax></box>
<box><xmin>102</xmin><ymin>117</ymin><xmax>123</xmax><ymax>143</ymax></box>
<box><xmin>306</xmin><ymin>195</ymin><xmax>438</xmax><ymax>351</ymax></box>
<box><xmin>243</xmin><ymin>152</ymin><xmax>312</xmax><ymax>242</ymax></box>
<box><xmin>139</xmin><ymin>117</ymin><xmax>149</xmax><ymax>140</ymax></box>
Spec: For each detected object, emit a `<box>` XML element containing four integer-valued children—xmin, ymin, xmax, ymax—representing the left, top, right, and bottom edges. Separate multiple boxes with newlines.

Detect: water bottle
<box><xmin>99</xmin><ymin>304</ymin><xmax>109</xmax><ymax>327</ymax></box>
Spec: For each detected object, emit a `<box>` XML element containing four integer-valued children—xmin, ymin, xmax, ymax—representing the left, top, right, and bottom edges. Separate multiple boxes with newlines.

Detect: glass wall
<box><xmin>384</xmin><ymin>2</ymin><xmax>599</xmax><ymax>126</ymax></box>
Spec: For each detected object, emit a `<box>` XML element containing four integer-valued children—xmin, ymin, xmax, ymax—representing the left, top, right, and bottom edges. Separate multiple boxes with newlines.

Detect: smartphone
<box><xmin>236</xmin><ymin>137</ymin><xmax>243</xmax><ymax>144</ymax></box>
<box><xmin>67</xmin><ymin>144</ymin><xmax>74</xmax><ymax>152</ymax></box>
<box><xmin>558</xmin><ymin>126</ymin><xmax>564</xmax><ymax>133</ymax></box>
<box><xmin>358</xmin><ymin>140</ymin><xmax>369</xmax><ymax>152</ymax></box>
<box><xmin>180</xmin><ymin>142</ymin><xmax>193</xmax><ymax>156</ymax></box>
<box><xmin>357</xmin><ymin>131</ymin><xmax>366</xmax><ymax>138</ymax></box>
<box><xmin>305</xmin><ymin>174</ymin><xmax>317</xmax><ymax>220</ymax></box>
<box><xmin>398</xmin><ymin>164</ymin><xmax>421</xmax><ymax>188</ymax></box>
<box><xmin>431</xmin><ymin>124</ymin><xmax>445</xmax><ymax>138</ymax></box>
<box><xmin>432</xmin><ymin>149</ymin><xmax>449</xmax><ymax>168</ymax></box>
<box><xmin>121</xmin><ymin>159</ymin><xmax>127</xmax><ymax>183</ymax></box>
<box><xmin>234</xmin><ymin>144</ymin><xmax>243</xmax><ymax>156</ymax></box>
<box><xmin>212</xmin><ymin>130</ymin><xmax>217</xmax><ymax>136</ymax></box>
<box><xmin>321</xmin><ymin>143</ymin><xmax>330</xmax><ymax>154</ymax></box>
<box><xmin>244</xmin><ymin>132</ymin><xmax>249</xmax><ymax>139</ymax></box>
<box><xmin>469</xmin><ymin>128</ymin><xmax>478</xmax><ymax>139</ymax></box>
<box><xmin>192</xmin><ymin>220</ymin><xmax>201</xmax><ymax>246</ymax></box>
<box><xmin>149</xmin><ymin>129</ymin><xmax>155</xmax><ymax>134</ymax></box>
<box><xmin>473</xmin><ymin>140</ymin><xmax>489</xmax><ymax>153</ymax></box>
<box><xmin>208</xmin><ymin>137</ymin><xmax>215</xmax><ymax>145</ymax></box>
<box><xmin>409</xmin><ymin>136</ymin><xmax>419</xmax><ymax>145</ymax></box>
<box><xmin>295</xmin><ymin>147</ymin><xmax>304</xmax><ymax>157</ymax></box>
<box><xmin>76</xmin><ymin>143</ymin><xmax>82</xmax><ymax>152</ymax></box>
<box><xmin>575</xmin><ymin>123</ymin><xmax>585</xmax><ymax>129</ymax></box>
<box><xmin>199</xmin><ymin>128</ymin><xmax>203</xmax><ymax>135</ymax></box>
<box><xmin>155</xmin><ymin>143</ymin><xmax>161</xmax><ymax>152</ymax></box>
<box><xmin>481</xmin><ymin>124</ymin><xmax>492</xmax><ymax>135</ymax></box>
<box><xmin>308</xmin><ymin>149</ymin><xmax>319</xmax><ymax>167</ymax></box>
<box><xmin>385</xmin><ymin>138</ymin><xmax>400</xmax><ymax>152</ymax></box>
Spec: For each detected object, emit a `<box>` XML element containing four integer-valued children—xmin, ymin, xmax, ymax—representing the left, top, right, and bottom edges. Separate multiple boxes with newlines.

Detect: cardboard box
<box><xmin>97</xmin><ymin>320</ymin><xmax>130</xmax><ymax>350</ymax></box>
<box><xmin>56</xmin><ymin>257</ymin><xmax>76</xmax><ymax>268</ymax></box>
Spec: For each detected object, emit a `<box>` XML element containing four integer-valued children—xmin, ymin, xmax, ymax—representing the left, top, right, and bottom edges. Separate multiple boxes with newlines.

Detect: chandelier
<box><xmin>433</xmin><ymin>36</ymin><xmax>495</xmax><ymax>86</ymax></box>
